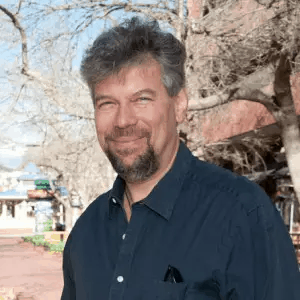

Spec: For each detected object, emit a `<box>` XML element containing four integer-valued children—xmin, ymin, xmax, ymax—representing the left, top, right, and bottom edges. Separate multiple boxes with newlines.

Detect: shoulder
<box><xmin>186</xmin><ymin>158</ymin><xmax>282</xmax><ymax>250</ymax></box>
<box><xmin>187</xmin><ymin>157</ymin><xmax>274</xmax><ymax>221</ymax></box>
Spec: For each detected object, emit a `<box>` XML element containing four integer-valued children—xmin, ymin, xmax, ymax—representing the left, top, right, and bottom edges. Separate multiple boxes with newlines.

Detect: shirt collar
<box><xmin>108</xmin><ymin>141</ymin><xmax>193</xmax><ymax>220</ymax></box>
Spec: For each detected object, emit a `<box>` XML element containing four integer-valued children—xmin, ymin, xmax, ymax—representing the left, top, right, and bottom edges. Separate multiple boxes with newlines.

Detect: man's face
<box><xmin>94</xmin><ymin>60</ymin><xmax>187</xmax><ymax>183</ymax></box>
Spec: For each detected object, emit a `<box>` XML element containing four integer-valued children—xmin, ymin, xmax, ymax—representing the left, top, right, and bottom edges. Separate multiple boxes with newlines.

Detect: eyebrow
<box><xmin>95</xmin><ymin>94</ymin><xmax>115</xmax><ymax>103</ymax></box>
<box><xmin>131</xmin><ymin>88</ymin><xmax>157</xmax><ymax>98</ymax></box>
<box><xmin>95</xmin><ymin>88</ymin><xmax>157</xmax><ymax>103</ymax></box>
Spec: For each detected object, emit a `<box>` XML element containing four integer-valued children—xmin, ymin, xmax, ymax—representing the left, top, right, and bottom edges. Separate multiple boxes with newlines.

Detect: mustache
<box><xmin>106</xmin><ymin>127</ymin><xmax>150</xmax><ymax>140</ymax></box>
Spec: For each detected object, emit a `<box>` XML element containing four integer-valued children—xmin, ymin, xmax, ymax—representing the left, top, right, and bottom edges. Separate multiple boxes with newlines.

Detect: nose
<box><xmin>115</xmin><ymin>103</ymin><xmax>137</xmax><ymax>128</ymax></box>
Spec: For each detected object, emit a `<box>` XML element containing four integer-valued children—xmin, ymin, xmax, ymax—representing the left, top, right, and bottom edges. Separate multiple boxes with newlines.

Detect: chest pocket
<box><xmin>184</xmin><ymin>280</ymin><xmax>223</xmax><ymax>300</ymax></box>
<box><xmin>143</xmin><ymin>281</ymin><xmax>187</xmax><ymax>300</ymax></box>
<box><xmin>143</xmin><ymin>279</ymin><xmax>223</xmax><ymax>300</ymax></box>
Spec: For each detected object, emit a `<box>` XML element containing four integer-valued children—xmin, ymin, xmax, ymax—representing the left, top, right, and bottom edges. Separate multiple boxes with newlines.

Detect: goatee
<box><xmin>106</xmin><ymin>141</ymin><xmax>159</xmax><ymax>183</ymax></box>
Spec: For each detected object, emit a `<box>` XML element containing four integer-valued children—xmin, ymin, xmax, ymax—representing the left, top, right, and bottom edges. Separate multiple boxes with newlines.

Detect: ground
<box><xmin>0</xmin><ymin>237</ymin><xmax>63</xmax><ymax>300</ymax></box>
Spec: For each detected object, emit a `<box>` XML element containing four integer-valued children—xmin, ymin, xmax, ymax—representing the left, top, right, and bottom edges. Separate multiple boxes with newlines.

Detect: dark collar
<box><xmin>108</xmin><ymin>141</ymin><xmax>193</xmax><ymax>220</ymax></box>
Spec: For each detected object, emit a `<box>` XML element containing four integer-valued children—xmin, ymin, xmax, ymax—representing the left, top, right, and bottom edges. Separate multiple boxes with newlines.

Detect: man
<box><xmin>61</xmin><ymin>17</ymin><xmax>300</xmax><ymax>299</ymax></box>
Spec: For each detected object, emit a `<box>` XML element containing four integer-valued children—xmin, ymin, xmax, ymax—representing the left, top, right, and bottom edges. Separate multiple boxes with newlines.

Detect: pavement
<box><xmin>0</xmin><ymin>237</ymin><xmax>63</xmax><ymax>300</ymax></box>
<box><xmin>0</xmin><ymin>228</ymin><xmax>35</xmax><ymax>238</ymax></box>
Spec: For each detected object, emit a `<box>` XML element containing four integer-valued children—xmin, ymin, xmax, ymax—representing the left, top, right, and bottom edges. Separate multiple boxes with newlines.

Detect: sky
<box><xmin>0</xmin><ymin>143</ymin><xmax>27</xmax><ymax>169</ymax></box>
<box><xmin>0</xmin><ymin>154</ymin><xmax>23</xmax><ymax>169</ymax></box>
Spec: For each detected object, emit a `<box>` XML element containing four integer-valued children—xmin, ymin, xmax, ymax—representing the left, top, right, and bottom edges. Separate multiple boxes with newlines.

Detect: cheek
<box><xmin>160</xmin><ymin>104</ymin><xmax>177</xmax><ymax>130</ymax></box>
<box><xmin>145</xmin><ymin>109</ymin><xmax>164</xmax><ymax>128</ymax></box>
<box><xmin>95</xmin><ymin>113</ymin><xmax>112</xmax><ymax>134</ymax></box>
<box><xmin>150</xmin><ymin>109</ymin><xmax>174</xmax><ymax>139</ymax></box>
<box><xmin>95</xmin><ymin>123</ymin><xmax>109</xmax><ymax>146</ymax></box>
<box><xmin>95</xmin><ymin>122</ymin><xmax>103</xmax><ymax>136</ymax></box>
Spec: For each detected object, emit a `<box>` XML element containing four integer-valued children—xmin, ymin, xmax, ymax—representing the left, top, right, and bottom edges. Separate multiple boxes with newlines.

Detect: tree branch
<box><xmin>38</xmin><ymin>164</ymin><xmax>64</xmax><ymax>178</ymax></box>
<box><xmin>188</xmin><ymin>92</ymin><xmax>230</xmax><ymax>111</ymax></box>
<box><xmin>5</xmin><ymin>84</ymin><xmax>25</xmax><ymax>115</ymax></box>
<box><xmin>54</xmin><ymin>112</ymin><xmax>94</xmax><ymax>121</ymax></box>
<box><xmin>39</xmin><ymin>1</ymin><xmax>177</xmax><ymax>24</ymax></box>
<box><xmin>17</xmin><ymin>0</ymin><xmax>24</xmax><ymax>14</ymax></box>
<box><xmin>188</xmin><ymin>62</ymin><xmax>281</xmax><ymax>117</ymax></box>
<box><xmin>0</xmin><ymin>4</ymin><xmax>61</xmax><ymax>95</ymax></box>
<box><xmin>274</xmin><ymin>51</ymin><xmax>292</xmax><ymax>99</ymax></box>
<box><xmin>0</xmin><ymin>5</ymin><xmax>28</xmax><ymax>75</ymax></box>
<box><xmin>273</xmin><ymin>51</ymin><xmax>297</xmax><ymax>125</ymax></box>
<box><xmin>229</xmin><ymin>87</ymin><xmax>280</xmax><ymax>115</ymax></box>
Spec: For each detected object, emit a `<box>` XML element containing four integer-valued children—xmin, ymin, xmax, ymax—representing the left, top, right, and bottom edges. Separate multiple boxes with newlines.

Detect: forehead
<box><xmin>94</xmin><ymin>61</ymin><xmax>163</xmax><ymax>94</ymax></box>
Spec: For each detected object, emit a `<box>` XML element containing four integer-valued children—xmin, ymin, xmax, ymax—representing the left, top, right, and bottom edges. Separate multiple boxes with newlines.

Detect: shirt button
<box><xmin>122</xmin><ymin>234</ymin><xmax>126</xmax><ymax>240</ymax></box>
<box><xmin>112</xmin><ymin>198</ymin><xmax>117</xmax><ymax>204</ymax></box>
<box><xmin>117</xmin><ymin>276</ymin><xmax>124</xmax><ymax>283</ymax></box>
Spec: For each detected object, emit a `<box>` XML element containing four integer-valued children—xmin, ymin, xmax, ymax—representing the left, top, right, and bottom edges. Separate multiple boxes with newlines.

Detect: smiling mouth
<box><xmin>111</xmin><ymin>137</ymin><xmax>143</xmax><ymax>143</ymax></box>
<box><xmin>109</xmin><ymin>138</ymin><xmax>145</xmax><ymax>149</ymax></box>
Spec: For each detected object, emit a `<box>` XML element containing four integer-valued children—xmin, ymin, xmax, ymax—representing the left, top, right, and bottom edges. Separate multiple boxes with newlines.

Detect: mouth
<box><xmin>108</xmin><ymin>137</ymin><xmax>146</xmax><ymax>149</ymax></box>
<box><xmin>111</xmin><ymin>137</ymin><xmax>142</xmax><ymax>143</ymax></box>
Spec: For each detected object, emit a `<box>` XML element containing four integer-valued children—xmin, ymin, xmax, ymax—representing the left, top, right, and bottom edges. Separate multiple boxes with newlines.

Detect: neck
<box><xmin>124</xmin><ymin>138</ymin><xmax>180</xmax><ymax>204</ymax></box>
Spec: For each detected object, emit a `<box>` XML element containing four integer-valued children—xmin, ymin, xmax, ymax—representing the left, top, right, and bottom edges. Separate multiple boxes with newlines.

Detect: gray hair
<box><xmin>80</xmin><ymin>17</ymin><xmax>186</xmax><ymax>102</ymax></box>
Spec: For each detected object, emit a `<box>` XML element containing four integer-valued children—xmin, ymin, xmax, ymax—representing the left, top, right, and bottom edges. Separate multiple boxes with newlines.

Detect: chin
<box><xmin>105</xmin><ymin>139</ymin><xmax>160</xmax><ymax>181</ymax></box>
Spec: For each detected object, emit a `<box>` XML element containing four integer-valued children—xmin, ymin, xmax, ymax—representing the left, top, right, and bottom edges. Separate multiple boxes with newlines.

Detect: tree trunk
<box><xmin>280</xmin><ymin>123</ymin><xmax>300</xmax><ymax>208</ymax></box>
<box><xmin>51</xmin><ymin>190</ymin><xmax>74</xmax><ymax>232</ymax></box>
<box><xmin>274</xmin><ymin>53</ymin><xmax>300</xmax><ymax>211</ymax></box>
<box><xmin>64</xmin><ymin>201</ymin><xmax>73</xmax><ymax>233</ymax></box>
<box><xmin>176</xmin><ymin>0</ymin><xmax>184</xmax><ymax>41</ymax></box>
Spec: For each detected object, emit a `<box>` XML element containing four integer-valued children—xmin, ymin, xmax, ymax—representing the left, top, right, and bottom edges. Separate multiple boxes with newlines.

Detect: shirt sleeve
<box><xmin>224</xmin><ymin>189</ymin><xmax>300</xmax><ymax>299</ymax></box>
<box><xmin>61</xmin><ymin>233</ymin><xmax>76</xmax><ymax>300</ymax></box>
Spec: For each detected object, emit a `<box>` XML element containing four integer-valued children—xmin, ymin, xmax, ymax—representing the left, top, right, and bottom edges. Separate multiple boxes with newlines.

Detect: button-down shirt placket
<box><xmin>109</xmin><ymin>203</ymin><xmax>147</xmax><ymax>300</ymax></box>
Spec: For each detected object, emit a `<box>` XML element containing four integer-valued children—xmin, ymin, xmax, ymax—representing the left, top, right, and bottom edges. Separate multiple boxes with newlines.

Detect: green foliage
<box><xmin>43</xmin><ymin>219</ymin><xmax>53</xmax><ymax>232</ymax></box>
<box><xmin>48</xmin><ymin>240</ymin><xmax>65</xmax><ymax>253</ymax></box>
<box><xmin>23</xmin><ymin>236</ymin><xmax>33</xmax><ymax>243</ymax></box>
<box><xmin>22</xmin><ymin>235</ymin><xmax>65</xmax><ymax>253</ymax></box>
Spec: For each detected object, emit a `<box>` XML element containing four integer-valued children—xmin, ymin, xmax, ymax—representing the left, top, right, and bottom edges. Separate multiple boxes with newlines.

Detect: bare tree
<box><xmin>0</xmin><ymin>2</ymin><xmax>118</xmax><ymax>230</ymax></box>
<box><xmin>1</xmin><ymin>0</ymin><xmax>300</xmax><ymax>219</ymax></box>
<box><xmin>182</xmin><ymin>0</ymin><xmax>300</xmax><ymax>208</ymax></box>
<box><xmin>0</xmin><ymin>0</ymin><xmax>186</xmax><ymax>230</ymax></box>
<box><xmin>25</xmin><ymin>137</ymin><xmax>116</xmax><ymax>230</ymax></box>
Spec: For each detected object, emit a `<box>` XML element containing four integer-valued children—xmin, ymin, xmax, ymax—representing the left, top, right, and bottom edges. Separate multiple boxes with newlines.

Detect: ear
<box><xmin>174</xmin><ymin>88</ymin><xmax>188</xmax><ymax>124</ymax></box>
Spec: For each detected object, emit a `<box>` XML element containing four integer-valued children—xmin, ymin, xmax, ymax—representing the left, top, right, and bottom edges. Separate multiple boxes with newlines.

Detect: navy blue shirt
<box><xmin>61</xmin><ymin>141</ymin><xmax>300</xmax><ymax>299</ymax></box>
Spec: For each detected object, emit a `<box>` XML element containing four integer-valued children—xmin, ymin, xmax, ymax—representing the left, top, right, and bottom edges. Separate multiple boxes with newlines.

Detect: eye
<box><xmin>97</xmin><ymin>101</ymin><xmax>115</xmax><ymax>109</ymax></box>
<box><xmin>137</xmin><ymin>97</ymin><xmax>152</xmax><ymax>104</ymax></box>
